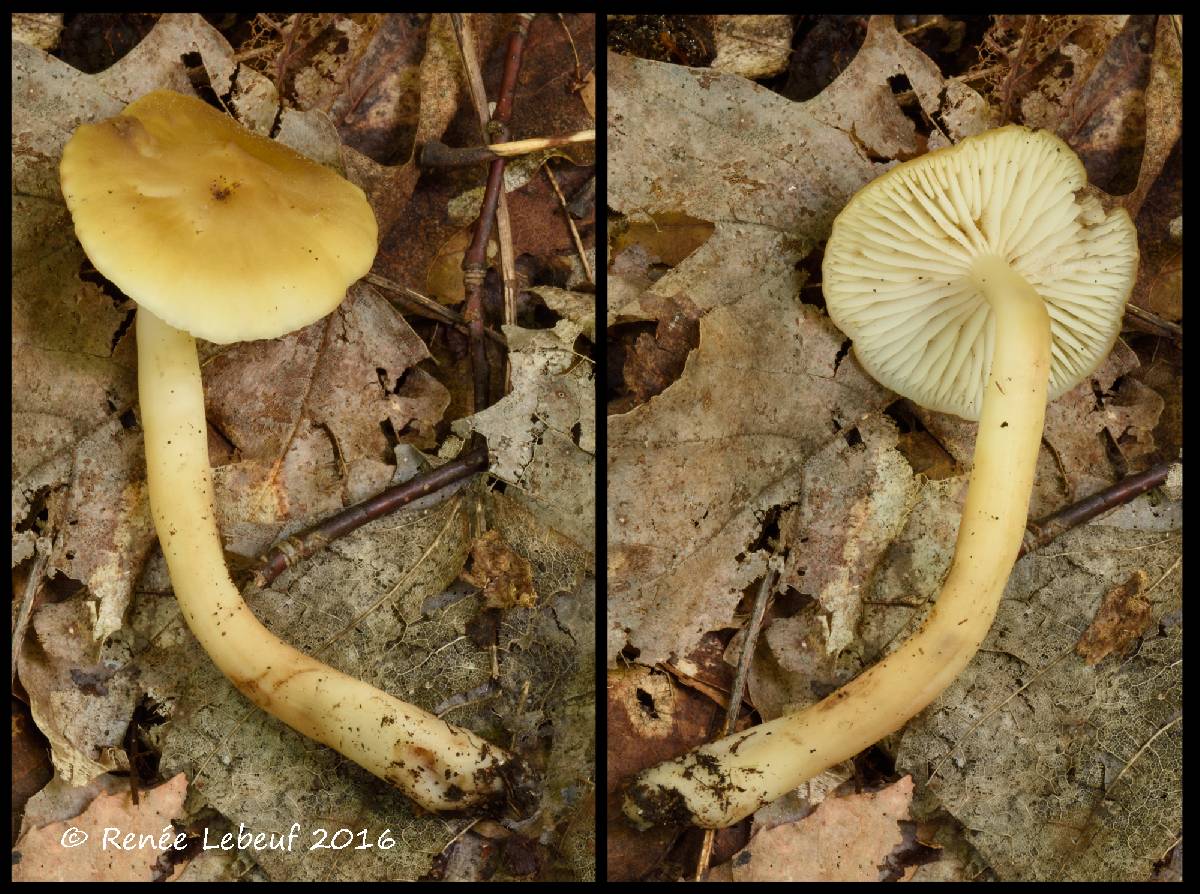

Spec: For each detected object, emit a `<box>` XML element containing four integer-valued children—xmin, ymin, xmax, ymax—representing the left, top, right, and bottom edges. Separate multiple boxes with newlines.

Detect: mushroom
<box><xmin>60</xmin><ymin>90</ymin><xmax>522</xmax><ymax>812</ymax></box>
<box><xmin>624</xmin><ymin>126</ymin><xmax>1138</xmax><ymax>829</ymax></box>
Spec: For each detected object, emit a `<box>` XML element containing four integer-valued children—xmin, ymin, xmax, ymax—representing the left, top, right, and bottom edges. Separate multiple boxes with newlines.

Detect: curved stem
<box><xmin>137</xmin><ymin>308</ymin><xmax>513</xmax><ymax>811</ymax></box>
<box><xmin>625</xmin><ymin>257</ymin><xmax>1051</xmax><ymax>828</ymax></box>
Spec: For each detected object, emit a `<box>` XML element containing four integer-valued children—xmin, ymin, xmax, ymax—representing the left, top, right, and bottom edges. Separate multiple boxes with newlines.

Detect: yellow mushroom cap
<box><xmin>59</xmin><ymin>89</ymin><xmax>378</xmax><ymax>344</ymax></box>
<box><xmin>823</xmin><ymin>126</ymin><xmax>1138</xmax><ymax>421</ymax></box>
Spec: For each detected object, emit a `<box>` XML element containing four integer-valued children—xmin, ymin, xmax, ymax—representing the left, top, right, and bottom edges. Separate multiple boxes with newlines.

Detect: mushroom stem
<box><xmin>137</xmin><ymin>308</ymin><xmax>514</xmax><ymax>811</ymax></box>
<box><xmin>624</xmin><ymin>257</ymin><xmax>1051</xmax><ymax>829</ymax></box>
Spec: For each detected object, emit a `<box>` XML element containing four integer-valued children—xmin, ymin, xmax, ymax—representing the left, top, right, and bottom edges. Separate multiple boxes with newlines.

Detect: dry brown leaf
<box><xmin>719</xmin><ymin>776</ymin><xmax>914</xmax><ymax>881</ymax></box>
<box><xmin>1074</xmin><ymin>569</ymin><xmax>1154</xmax><ymax>664</ymax></box>
<box><xmin>915</xmin><ymin>339</ymin><xmax>1162</xmax><ymax>509</ymax></box>
<box><xmin>462</xmin><ymin>529</ymin><xmax>538</xmax><ymax>609</ymax></box>
<box><xmin>780</xmin><ymin>414</ymin><xmax>920</xmax><ymax>654</ymax></box>
<box><xmin>609</xmin><ymin>297</ymin><xmax>891</xmax><ymax>667</ymax></box>
<box><xmin>606</xmin><ymin>664</ymin><xmax>723</xmax><ymax>881</ymax></box>
<box><xmin>12</xmin><ymin>773</ymin><xmax>187</xmax><ymax>882</ymax></box>
<box><xmin>579</xmin><ymin>70</ymin><xmax>595</xmax><ymax>118</ymax></box>
<box><xmin>453</xmin><ymin>324</ymin><xmax>595</xmax><ymax>554</ymax></box>
<box><xmin>16</xmin><ymin>598</ymin><xmax>140</xmax><ymax>784</ymax></box>
<box><xmin>1120</xmin><ymin>16</ymin><xmax>1182</xmax><ymax>218</ymax></box>
<box><xmin>710</xmin><ymin>15</ymin><xmax>792</xmax><ymax>80</ymax></box>
<box><xmin>620</xmin><ymin>295</ymin><xmax>701</xmax><ymax>405</ymax></box>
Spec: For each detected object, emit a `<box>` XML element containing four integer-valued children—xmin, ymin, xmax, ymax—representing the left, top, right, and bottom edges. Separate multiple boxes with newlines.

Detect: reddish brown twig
<box><xmin>458</xmin><ymin>13</ymin><xmax>535</xmax><ymax>413</ymax></box>
<box><xmin>365</xmin><ymin>273</ymin><xmax>507</xmax><ymax>346</ymax></box>
<box><xmin>251</xmin><ymin>444</ymin><xmax>489</xmax><ymax>588</ymax></box>
<box><xmin>1019</xmin><ymin>460</ymin><xmax>1176</xmax><ymax>557</ymax></box>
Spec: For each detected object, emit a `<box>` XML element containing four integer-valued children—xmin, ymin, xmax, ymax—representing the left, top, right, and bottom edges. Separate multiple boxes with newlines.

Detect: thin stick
<box><xmin>452</xmin><ymin>13</ymin><xmax>535</xmax><ymax>414</ymax></box>
<box><xmin>1123</xmin><ymin>303</ymin><xmax>1183</xmax><ymax>341</ymax></box>
<box><xmin>252</xmin><ymin>444</ymin><xmax>488</xmax><ymax>587</ymax></box>
<box><xmin>695</xmin><ymin>567</ymin><xmax>776</xmax><ymax>881</ymax></box>
<box><xmin>1020</xmin><ymin>461</ymin><xmax>1175</xmax><ymax>557</ymax></box>
<box><xmin>544</xmin><ymin>161</ymin><xmax>594</xmax><ymax>283</ymax></box>
<box><xmin>365</xmin><ymin>273</ymin><xmax>507</xmax><ymax>346</ymax></box>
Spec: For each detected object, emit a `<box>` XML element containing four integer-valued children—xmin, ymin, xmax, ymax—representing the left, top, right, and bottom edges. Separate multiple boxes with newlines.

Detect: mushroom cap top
<box><xmin>822</xmin><ymin>125</ymin><xmax>1137</xmax><ymax>421</ymax></box>
<box><xmin>60</xmin><ymin>89</ymin><xmax>378</xmax><ymax>345</ymax></box>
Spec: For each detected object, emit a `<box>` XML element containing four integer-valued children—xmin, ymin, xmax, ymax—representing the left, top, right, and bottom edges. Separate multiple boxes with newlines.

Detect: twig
<box><xmin>1123</xmin><ymin>303</ymin><xmax>1183</xmax><ymax>341</ymax></box>
<box><xmin>365</xmin><ymin>273</ymin><xmax>507</xmax><ymax>346</ymax></box>
<box><xmin>544</xmin><ymin>161</ymin><xmax>594</xmax><ymax>283</ymax></box>
<box><xmin>452</xmin><ymin>13</ymin><xmax>536</xmax><ymax>413</ymax></box>
<box><xmin>695</xmin><ymin>567</ymin><xmax>777</xmax><ymax>882</ymax></box>
<box><xmin>12</xmin><ymin>544</ymin><xmax>50</xmax><ymax>685</ymax></box>
<box><xmin>251</xmin><ymin>444</ymin><xmax>488</xmax><ymax>587</ymax></box>
<box><xmin>556</xmin><ymin>12</ymin><xmax>586</xmax><ymax>86</ymax></box>
<box><xmin>1019</xmin><ymin>461</ymin><xmax>1176</xmax><ymax>558</ymax></box>
<box><xmin>420</xmin><ymin>129</ymin><xmax>595</xmax><ymax>167</ymax></box>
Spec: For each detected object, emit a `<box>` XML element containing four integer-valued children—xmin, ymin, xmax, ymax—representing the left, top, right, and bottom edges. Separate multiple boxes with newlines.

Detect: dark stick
<box><xmin>365</xmin><ymin>273</ymin><xmax>507</xmax><ymax>346</ymax></box>
<box><xmin>422</xmin><ymin>141</ymin><xmax>506</xmax><ymax>169</ymax></box>
<box><xmin>461</xmin><ymin>14</ymin><xmax>534</xmax><ymax>414</ymax></box>
<box><xmin>251</xmin><ymin>444</ymin><xmax>489</xmax><ymax>588</ymax></box>
<box><xmin>1019</xmin><ymin>460</ymin><xmax>1176</xmax><ymax>557</ymax></box>
<box><xmin>1123</xmin><ymin>303</ymin><xmax>1183</xmax><ymax>341</ymax></box>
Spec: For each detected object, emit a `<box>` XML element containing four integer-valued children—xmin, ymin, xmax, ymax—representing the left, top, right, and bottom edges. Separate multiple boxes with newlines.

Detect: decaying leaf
<box><xmin>895</xmin><ymin>527</ymin><xmax>1180</xmax><ymax>881</ymax></box>
<box><xmin>462</xmin><ymin>529</ymin><xmax>539</xmax><ymax>609</ymax></box>
<box><xmin>716</xmin><ymin>776</ymin><xmax>914</xmax><ymax>882</ymax></box>
<box><xmin>1074</xmin><ymin>569</ymin><xmax>1154</xmax><ymax>665</ymax></box>
<box><xmin>453</xmin><ymin>322</ymin><xmax>596</xmax><ymax>555</ymax></box>
<box><xmin>16</xmin><ymin>598</ymin><xmax>140</xmax><ymax>784</ymax></box>
<box><xmin>710</xmin><ymin>15</ymin><xmax>793</xmax><ymax>80</ymax></box>
<box><xmin>780</xmin><ymin>414</ymin><xmax>920</xmax><ymax>654</ymax></box>
<box><xmin>12</xmin><ymin>773</ymin><xmax>188</xmax><ymax>882</ymax></box>
<box><xmin>915</xmin><ymin>339</ymin><xmax>1164</xmax><ymax>509</ymax></box>
<box><xmin>606</xmin><ymin>663</ymin><xmax>724</xmax><ymax>881</ymax></box>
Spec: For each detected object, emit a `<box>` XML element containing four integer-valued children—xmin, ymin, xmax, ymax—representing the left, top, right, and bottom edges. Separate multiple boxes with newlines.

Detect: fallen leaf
<box><xmin>453</xmin><ymin>322</ymin><xmax>595</xmax><ymax>554</ymax></box>
<box><xmin>1074</xmin><ymin>569</ymin><xmax>1154</xmax><ymax>664</ymax></box>
<box><xmin>12</xmin><ymin>773</ymin><xmax>187</xmax><ymax>882</ymax></box>
<box><xmin>711</xmin><ymin>16</ymin><xmax>793</xmax><ymax>80</ymax></box>
<box><xmin>895</xmin><ymin>526</ymin><xmax>1180</xmax><ymax>881</ymax></box>
<box><xmin>462</xmin><ymin>529</ymin><xmax>539</xmax><ymax>609</ymax></box>
<box><xmin>606</xmin><ymin>663</ymin><xmax>723</xmax><ymax>881</ymax></box>
<box><xmin>780</xmin><ymin>414</ymin><xmax>920</xmax><ymax>654</ymax></box>
<box><xmin>720</xmin><ymin>776</ymin><xmax>914</xmax><ymax>881</ymax></box>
